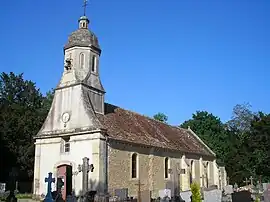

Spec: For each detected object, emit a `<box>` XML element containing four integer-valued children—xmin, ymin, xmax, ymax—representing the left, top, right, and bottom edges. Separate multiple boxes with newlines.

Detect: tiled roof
<box><xmin>97</xmin><ymin>103</ymin><xmax>214</xmax><ymax>157</ymax></box>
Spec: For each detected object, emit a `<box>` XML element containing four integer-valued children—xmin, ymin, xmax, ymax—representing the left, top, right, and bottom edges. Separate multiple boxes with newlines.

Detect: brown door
<box><xmin>57</xmin><ymin>165</ymin><xmax>72</xmax><ymax>200</ymax></box>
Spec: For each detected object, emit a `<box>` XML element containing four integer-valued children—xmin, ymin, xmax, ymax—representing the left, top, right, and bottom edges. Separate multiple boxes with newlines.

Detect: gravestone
<box><xmin>204</xmin><ymin>189</ymin><xmax>222</xmax><ymax>202</ymax></box>
<box><xmin>222</xmin><ymin>185</ymin><xmax>233</xmax><ymax>202</ymax></box>
<box><xmin>6</xmin><ymin>168</ymin><xmax>18</xmax><ymax>202</ymax></box>
<box><xmin>180</xmin><ymin>190</ymin><xmax>191</xmax><ymax>202</ymax></box>
<box><xmin>44</xmin><ymin>172</ymin><xmax>55</xmax><ymax>202</ymax></box>
<box><xmin>232</xmin><ymin>190</ymin><xmax>251</xmax><ymax>202</ymax></box>
<box><xmin>0</xmin><ymin>183</ymin><xmax>6</xmax><ymax>193</ymax></box>
<box><xmin>140</xmin><ymin>190</ymin><xmax>151</xmax><ymax>202</ymax></box>
<box><xmin>264</xmin><ymin>184</ymin><xmax>270</xmax><ymax>202</ymax></box>
<box><xmin>159</xmin><ymin>189</ymin><xmax>171</xmax><ymax>200</ymax></box>
<box><xmin>114</xmin><ymin>188</ymin><xmax>128</xmax><ymax>200</ymax></box>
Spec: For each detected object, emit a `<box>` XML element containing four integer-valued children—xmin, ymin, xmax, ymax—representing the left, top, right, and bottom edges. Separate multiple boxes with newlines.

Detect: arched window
<box><xmin>205</xmin><ymin>162</ymin><xmax>209</xmax><ymax>188</ymax></box>
<box><xmin>190</xmin><ymin>160</ymin><xmax>194</xmax><ymax>185</ymax></box>
<box><xmin>164</xmin><ymin>157</ymin><xmax>169</xmax><ymax>178</ymax></box>
<box><xmin>80</xmin><ymin>53</ymin><xmax>85</xmax><ymax>69</ymax></box>
<box><xmin>131</xmin><ymin>153</ymin><xmax>137</xmax><ymax>178</ymax></box>
<box><xmin>91</xmin><ymin>55</ymin><xmax>96</xmax><ymax>72</ymax></box>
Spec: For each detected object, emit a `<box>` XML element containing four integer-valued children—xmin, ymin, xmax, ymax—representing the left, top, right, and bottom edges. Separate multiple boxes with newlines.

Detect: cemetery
<box><xmin>1</xmin><ymin>172</ymin><xmax>270</xmax><ymax>202</ymax></box>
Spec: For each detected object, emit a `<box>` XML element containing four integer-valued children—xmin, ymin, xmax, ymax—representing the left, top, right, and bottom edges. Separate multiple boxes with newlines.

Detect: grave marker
<box><xmin>44</xmin><ymin>172</ymin><xmax>55</xmax><ymax>202</ymax></box>
<box><xmin>264</xmin><ymin>184</ymin><xmax>270</xmax><ymax>202</ymax></box>
<box><xmin>6</xmin><ymin>168</ymin><xmax>18</xmax><ymax>202</ymax></box>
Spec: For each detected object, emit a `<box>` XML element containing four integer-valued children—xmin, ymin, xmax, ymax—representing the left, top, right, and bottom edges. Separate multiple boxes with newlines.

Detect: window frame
<box><xmin>131</xmin><ymin>153</ymin><xmax>138</xmax><ymax>179</ymax></box>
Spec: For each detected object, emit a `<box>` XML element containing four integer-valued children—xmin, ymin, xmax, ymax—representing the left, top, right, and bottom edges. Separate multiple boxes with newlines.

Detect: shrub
<box><xmin>16</xmin><ymin>193</ymin><xmax>33</xmax><ymax>199</ymax></box>
<box><xmin>190</xmin><ymin>182</ymin><xmax>202</xmax><ymax>202</ymax></box>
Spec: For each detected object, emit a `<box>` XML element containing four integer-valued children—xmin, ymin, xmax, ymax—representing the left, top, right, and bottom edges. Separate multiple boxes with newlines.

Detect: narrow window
<box><xmin>131</xmin><ymin>153</ymin><xmax>137</xmax><ymax>178</ymax></box>
<box><xmin>91</xmin><ymin>55</ymin><xmax>96</xmax><ymax>72</ymax></box>
<box><xmin>206</xmin><ymin>162</ymin><xmax>209</xmax><ymax>188</ymax></box>
<box><xmin>80</xmin><ymin>53</ymin><xmax>85</xmax><ymax>69</ymax></box>
<box><xmin>164</xmin><ymin>157</ymin><xmax>169</xmax><ymax>178</ymax></box>
<box><xmin>61</xmin><ymin>137</ymin><xmax>70</xmax><ymax>153</ymax></box>
<box><xmin>190</xmin><ymin>160</ymin><xmax>194</xmax><ymax>185</ymax></box>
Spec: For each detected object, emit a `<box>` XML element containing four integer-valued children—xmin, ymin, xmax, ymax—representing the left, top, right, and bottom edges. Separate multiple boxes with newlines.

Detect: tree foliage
<box><xmin>180</xmin><ymin>111</ymin><xmax>228</xmax><ymax>164</ymax></box>
<box><xmin>190</xmin><ymin>182</ymin><xmax>202</xmax><ymax>202</ymax></box>
<box><xmin>153</xmin><ymin>112</ymin><xmax>168</xmax><ymax>123</ymax></box>
<box><xmin>180</xmin><ymin>104</ymin><xmax>270</xmax><ymax>185</ymax></box>
<box><xmin>0</xmin><ymin>72</ymin><xmax>52</xmax><ymax>182</ymax></box>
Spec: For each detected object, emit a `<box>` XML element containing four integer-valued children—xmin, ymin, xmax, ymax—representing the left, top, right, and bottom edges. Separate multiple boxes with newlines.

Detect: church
<box><xmin>33</xmin><ymin>8</ymin><xmax>227</xmax><ymax>201</ymax></box>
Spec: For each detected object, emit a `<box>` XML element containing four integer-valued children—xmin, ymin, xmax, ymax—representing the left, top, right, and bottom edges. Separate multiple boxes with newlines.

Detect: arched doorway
<box><xmin>56</xmin><ymin>164</ymin><xmax>72</xmax><ymax>200</ymax></box>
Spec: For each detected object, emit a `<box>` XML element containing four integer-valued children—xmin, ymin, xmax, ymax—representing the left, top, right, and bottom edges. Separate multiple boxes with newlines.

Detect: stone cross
<box><xmin>250</xmin><ymin>176</ymin><xmax>254</xmax><ymax>186</ymax></box>
<box><xmin>44</xmin><ymin>172</ymin><xmax>55</xmax><ymax>202</ymax></box>
<box><xmin>226</xmin><ymin>177</ymin><xmax>230</xmax><ymax>185</ymax></box>
<box><xmin>243</xmin><ymin>178</ymin><xmax>250</xmax><ymax>186</ymax></box>
<box><xmin>78</xmin><ymin>157</ymin><xmax>94</xmax><ymax>195</ymax></box>
<box><xmin>200</xmin><ymin>174</ymin><xmax>208</xmax><ymax>188</ymax></box>
<box><xmin>135</xmin><ymin>179</ymin><xmax>144</xmax><ymax>202</ymax></box>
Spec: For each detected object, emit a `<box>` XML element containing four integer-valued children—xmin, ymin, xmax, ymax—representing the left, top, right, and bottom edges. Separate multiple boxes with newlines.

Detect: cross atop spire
<box><xmin>83</xmin><ymin>0</ymin><xmax>88</xmax><ymax>16</ymax></box>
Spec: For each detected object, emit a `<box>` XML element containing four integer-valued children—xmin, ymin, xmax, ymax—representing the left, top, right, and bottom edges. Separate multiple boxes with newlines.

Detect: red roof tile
<box><xmin>97</xmin><ymin>103</ymin><xmax>214</xmax><ymax>157</ymax></box>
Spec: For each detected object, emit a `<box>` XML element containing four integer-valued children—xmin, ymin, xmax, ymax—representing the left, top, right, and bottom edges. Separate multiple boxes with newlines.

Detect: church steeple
<box><xmin>57</xmin><ymin>0</ymin><xmax>105</xmax><ymax>114</ymax></box>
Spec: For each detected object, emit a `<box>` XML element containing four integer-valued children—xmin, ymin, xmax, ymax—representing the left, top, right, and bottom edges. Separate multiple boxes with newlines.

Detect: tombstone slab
<box><xmin>264</xmin><ymin>184</ymin><xmax>270</xmax><ymax>202</ymax></box>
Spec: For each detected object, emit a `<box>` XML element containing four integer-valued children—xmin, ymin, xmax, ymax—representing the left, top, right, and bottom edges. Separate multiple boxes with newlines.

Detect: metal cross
<box><xmin>83</xmin><ymin>0</ymin><xmax>88</xmax><ymax>16</ymax></box>
<box><xmin>135</xmin><ymin>178</ymin><xmax>144</xmax><ymax>202</ymax></box>
<box><xmin>44</xmin><ymin>172</ymin><xmax>55</xmax><ymax>202</ymax></box>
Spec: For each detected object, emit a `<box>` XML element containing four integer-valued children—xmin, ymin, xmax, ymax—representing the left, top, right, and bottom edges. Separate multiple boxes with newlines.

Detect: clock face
<box><xmin>62</xmin><ymin>112</ymin><xmax>70</xmax><ymax>123</ymax></box>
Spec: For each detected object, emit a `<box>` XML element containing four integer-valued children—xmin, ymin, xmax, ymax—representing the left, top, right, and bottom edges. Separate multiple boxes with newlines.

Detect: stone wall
<box><xmin>107</xmin><ymin>140</ymin><xmax>217</xmax><ymax>199</ymax></box>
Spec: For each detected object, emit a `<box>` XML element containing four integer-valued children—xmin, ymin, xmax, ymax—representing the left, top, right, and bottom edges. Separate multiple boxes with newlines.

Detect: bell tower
<box><xmin>58</xmin><ymin>5</ymin><xmax>105</xmax><ymax>114</ymax></box>
<box><xmin>34</xmin><ymin>1</ymin><xmax>108</xmax><ymax>197</ymax></box>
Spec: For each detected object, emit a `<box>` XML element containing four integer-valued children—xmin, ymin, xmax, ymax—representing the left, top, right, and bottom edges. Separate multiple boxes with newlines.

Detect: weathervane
<box><xmin>83</xmin><ymin>0</ymin><xmax>88</xmax><ymax>16</ymax></box>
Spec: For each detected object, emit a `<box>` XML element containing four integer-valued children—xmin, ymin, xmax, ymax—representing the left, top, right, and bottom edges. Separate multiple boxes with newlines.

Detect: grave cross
<box><xmin>78</xmin><ymin>157</ymin><xmax>94</xmax><ymax>195</ymax></box>
<box><xmin>249</xmin><ymin>176</ymin><xmax>254</xmax><ymax>186</ymax></box>
<box><xmin>6</xmin><ymin>168</ymin><xmax>18</xmax><ymax>202</ymax></box>
<box><xmin>135</xmin><ymin>178</ymin><xmax>144</xmax><ymax>202</ymax></box>
<box><xmin>44</xmin><ymin>172</ymin><xmax>55</xmax><ymax>202</ymax></box>
<box><xmin>226</xmin><ymin>177</ymin><xmax>230</xmax><ymax>185</ymax></box>
<box><xmin>243</xmin><ymin>178</ymin><xmax>250</xmax><ymax>186</ymax></box>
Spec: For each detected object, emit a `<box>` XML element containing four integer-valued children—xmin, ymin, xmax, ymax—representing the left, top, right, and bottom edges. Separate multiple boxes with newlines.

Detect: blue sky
<box><xmin>0</xmin><ymin>0</ymin><xmax>269</xmax><ymax>125</ymax></box>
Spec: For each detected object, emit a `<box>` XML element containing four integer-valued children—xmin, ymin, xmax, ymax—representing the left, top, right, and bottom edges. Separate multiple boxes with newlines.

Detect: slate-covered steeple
<box><xmin>37</xmin><ymin>4</ymin><xmax>106</xmax><ymax>137</ymax></box>
<box><xmin>58</xmin><ymin>8</ymin><xmax>105</xmax><ymax>114</ymax></box>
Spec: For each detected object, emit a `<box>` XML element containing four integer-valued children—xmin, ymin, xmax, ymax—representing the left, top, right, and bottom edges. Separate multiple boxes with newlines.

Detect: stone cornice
<box><xmin>55</xmin><ymin>81</ymin><xmax>106</xmax><ymax>93</ymax></box>
<box><xmin>34</xmin><ymin>128</ymin><xmax>107</xmax><ymax>140</ymax></box>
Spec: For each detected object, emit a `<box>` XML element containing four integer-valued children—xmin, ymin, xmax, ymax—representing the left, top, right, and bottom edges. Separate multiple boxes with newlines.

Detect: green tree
<box><xmin>0</xmin><ymin>72</ymin><xmax>51</xmax><ymax>182</ymax></box>
<box><xmin>247</xmin><ymin>112</ymin><xmax>270</xmax><ymax>182</ymax></box>
<box><xmin>226</xmin><ymin>103</ymin><xmax>254</xmax><ymax>138</ymax></box>
<box><xmin>190</xmin><ymin>182</ymin><xmax>202</xmax><ymax>202</ymax></box>
<box><xmin>180</xmin><ymin>111</ymin><xmax>228</xmax><ymax>163</ymax></box>
<box><xmin>153</xmin><ymin>112</ymin><xmax>168</xmax><ymax>123</ymax></box>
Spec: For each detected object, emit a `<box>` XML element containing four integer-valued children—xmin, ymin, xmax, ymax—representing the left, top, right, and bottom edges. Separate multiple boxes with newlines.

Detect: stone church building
<box><xmin>33</xmin><ymin>12</ymin><xmax>227</xmax><ymax>200</ymax></box>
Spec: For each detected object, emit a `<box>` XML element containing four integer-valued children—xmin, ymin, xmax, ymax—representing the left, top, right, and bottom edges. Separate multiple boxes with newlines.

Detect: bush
<box><xmin>16</xmin><ymin>193</ymin><xmax>33</xmax><ymax>199</ymax></box>
<box><xmin>0</xmin><ymin>191</ymin><xmax>10</xmax><ymax>201</ymax></box>
<box><xmin>190</xmin><ymin>182</ymin><xmax>202</xmax><ymax>202</ymax></box>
